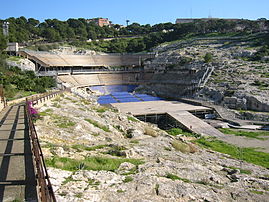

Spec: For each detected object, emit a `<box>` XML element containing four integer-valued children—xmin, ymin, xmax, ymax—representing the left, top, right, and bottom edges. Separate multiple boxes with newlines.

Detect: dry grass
<box><xmin>171</xmin><ymin>140</ymin><xmax>197</xmax><ymax>153</ymax></box>
<box><xmin>144</xmin><ymin>126</ymin><xmax>158</xmax><ymax>137</ymax></box>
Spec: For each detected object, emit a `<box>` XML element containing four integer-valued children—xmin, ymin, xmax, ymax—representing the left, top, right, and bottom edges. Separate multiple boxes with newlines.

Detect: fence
<box><xmin>0</xmin><ymin>85</ymin><xmax>7</xmax><ymax>110</ymax></box>
<box><xmin>25</xmin><ymin>89</ymin><xmax>68</xmax><ymax>201</ymax></box>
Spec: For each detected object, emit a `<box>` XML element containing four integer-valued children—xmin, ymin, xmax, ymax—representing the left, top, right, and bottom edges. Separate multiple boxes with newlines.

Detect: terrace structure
<box><xmin>18</xmin><ymin>51</ymin><xmax>155</xmax><ymax>76</ymax></box>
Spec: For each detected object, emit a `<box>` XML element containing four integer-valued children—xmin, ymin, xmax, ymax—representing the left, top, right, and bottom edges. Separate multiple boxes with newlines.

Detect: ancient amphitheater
<box><xmin>2</xmin><ymin>48</ymin><xmax>269</xmax><ymax>202</ymax></box>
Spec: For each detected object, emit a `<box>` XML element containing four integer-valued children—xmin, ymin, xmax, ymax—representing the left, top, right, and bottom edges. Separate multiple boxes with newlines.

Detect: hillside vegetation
<box><xmin>1</xmin><ymin>17</ymin><xmax>269</xmax><ymax>53</ymax></box>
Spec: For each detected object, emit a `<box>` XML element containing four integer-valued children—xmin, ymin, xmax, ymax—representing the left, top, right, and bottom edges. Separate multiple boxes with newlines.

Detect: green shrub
<box><xmin>204</xmin><ymin>53</ymin><xmax>213</xmax><ymax>63</ymax></box>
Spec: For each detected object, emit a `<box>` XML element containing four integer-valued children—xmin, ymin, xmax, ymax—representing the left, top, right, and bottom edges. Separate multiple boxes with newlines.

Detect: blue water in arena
<box><xmin>89</xmin><ymin>85</ymin><xmax>163</xmax><ymax>104</ymax></box>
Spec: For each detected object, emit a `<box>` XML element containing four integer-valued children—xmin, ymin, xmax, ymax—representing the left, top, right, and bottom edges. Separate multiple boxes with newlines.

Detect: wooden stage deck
<box><xmin>111</xmin><ymin>100</ymin><xmax>211</xmax><ymax>116</ymax></box>
<box><xmin>112</xmin><ymin>101</ymin><xmax>224</xmax><ymax>138</ymax></box>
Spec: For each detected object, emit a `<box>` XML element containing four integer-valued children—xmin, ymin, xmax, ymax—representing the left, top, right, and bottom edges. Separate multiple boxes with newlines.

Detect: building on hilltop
<box><xmin>86</xmin><ymin>18</ymin><xmax>111</xmax><ymax>27</ymax></box>
<box><xmin>175</xmin><ymin>18</ymin><xmax>241</xmax><ymax>24</ymax></box>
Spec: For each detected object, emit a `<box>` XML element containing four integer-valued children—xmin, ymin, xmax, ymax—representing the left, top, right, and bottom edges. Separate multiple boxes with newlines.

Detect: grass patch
<box><xmin>171</xmin><ymin>140</ymin><xmax>197</xmax><ymax>153</ymax></box>
<box><xmin>11</xmin><ymin>198</ymin><xmax>23</xmax><ymax>202</ymax></box>
<box><xmin>92</xmin><ymin>133</ymin><xmax>100</xmax><ymax>137</ymax></box>
<box><xmin>75</xmin><ymin>193</ymin><xmax>83</xmax><ymax>198</ymax></box>
<box><xmin>165</xmin><ymin>173</ymin><xmax>191</xmax><ymax>183</ymax></box>
<box><xmin>52</xmin><ymin>103</ymin><xmax>61</xmax><ymax>108</ymax></box>
<box><xmin>71</xmin><ymin>144</ymin><xmax>108</xmax><ymax>152</ymax></box>
<box><xmin>39</xmin><ymin>108</ymin><xmax>53</xmax><ymax>116</ymax></box>
<box><xmin>105</xmin><ymin>145</ymin><xmax>126</xmax><ymax>157</ymax></box>
<box><xmin>85</xmin><ymin>118</ymin><xmax>110</xmax><ymax>132</ymax></box>
<box><xmin>53</xmin><ymin>115</ymin><xmax>76</xmax><ymax>128</ymax></box>
<box><xmin>166</xmin><ymin>128</ymin><xmax>200</xmax><ymax>138</ymax></box>
<box><xmin>62</xmin><ymin>176</ymin><xmax>79</xmax><ymax>185</ymax></box>
<box><xmin>219</xmin><ymin>128</ymin><xmax>269</xmax><ymax>140</ymax></box>
<box><xmin>195</xmin><ymin>137</ymin><xmax>269</xmax><ymax>168</ymax></box>
<box><xmin>250</xmin><ymin>190</ymin><xmax>264</xmax><ymax>195</ymax></box>
<box><xmin>117</xmin><ymin>189</ymin><xmax>125</xmax><ymax>193</ymax></box>
<box><xmin>52</xmin><ymin>96</ymin><xmax>61</xmax><ymax>102</ymax></box>
<box><xmin>88</xmin><ymin>179</ymin><xmax>100</xmax><ymax>186</ymax></box>
<box><xmin>94</xmin><ymin>106</ymin><xmax>108</xmax><ymax>113</ymax></box>
<box><xmin>127</xmin><ymin>116</ymin><xmax>139</xmax><ymax>122</ymax></box>
<box><xmin>130</xmin><ymin>140</ymin><xmax>139</xmax><ymax>144</ymax></box>
<box><xmin>80</xmin><ymin>99</ymin><xmax>91</xmax><ymax>105</ymax></box>
<box><xmin>45</xmin><ymin>156</ymin><xmax>144</xmax><ymax>172</ymax></box>
<box><xmin>164</xmin><ymin>146</ymin><xmax>171</xmax><ymax>151</ymax></box>
<box><xmin>8</xmin><ymin>56</ymin><xmax>23</xmax><ymax>62</ymax></box>
<box><xmin>123</xmin><ymin>176</ymin><xmax>133</xmax><ymax>183</ymax></box>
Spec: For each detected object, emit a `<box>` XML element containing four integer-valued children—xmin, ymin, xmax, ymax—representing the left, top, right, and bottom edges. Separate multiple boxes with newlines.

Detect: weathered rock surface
<box><xmin>36</xmin><ymin>93</ymin><xmax>269</xmax><ymax>201</ymax></box>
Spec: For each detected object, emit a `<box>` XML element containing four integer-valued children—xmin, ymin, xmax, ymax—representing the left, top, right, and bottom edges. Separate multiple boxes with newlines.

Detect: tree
<box><xmin>0</xmin><ymin>34</ymin><xmax>7</xmax><ymax>52</ymax></box>
<box><xmin>28</xmin><ymin>18</ymin><xmax>40</xmax><ymax>26</ymax></box>
<box><xmin>127</xmin><ymin>38</ymin><xmax>146</xmax><ymax>52</ymax></box>
<box><xmin>41</xmin><ymin>28</ymin><xmax>61</xmax><ymax>42</ymax></box>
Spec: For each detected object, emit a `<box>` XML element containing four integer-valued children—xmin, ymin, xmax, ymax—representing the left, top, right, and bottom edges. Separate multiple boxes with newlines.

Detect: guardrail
<box><xmin>25</xmin><ymin>89</ymin><xmax>68</xmax><ymax>201</ymax></box>
<box><xmin>27</xmin><ymin>90</ymin><xmax>69</xmax><ymax>106</ymax></box>
<box><xmin>0</xmin><ymin>85</ymin><xmax>7</xmax><ymax>109</ymax></box>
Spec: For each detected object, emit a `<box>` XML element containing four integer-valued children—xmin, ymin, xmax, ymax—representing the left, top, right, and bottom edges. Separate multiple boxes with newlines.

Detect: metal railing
<box><xmin>25</xmin><ymin>89</ymin><xmax>68</xmax><ymax>201</ymax></box>
<box><xmin>0</xmin><ymin>85</ymin><xmax>7</xmax><ymax>109</ymax></box>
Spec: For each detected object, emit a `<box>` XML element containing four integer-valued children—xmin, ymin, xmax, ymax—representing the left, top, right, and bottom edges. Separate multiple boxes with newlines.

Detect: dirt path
<box><xmin>219</xmin><ymin>134</ymin><xmax>269</xmax><ymax>153</ymax></box>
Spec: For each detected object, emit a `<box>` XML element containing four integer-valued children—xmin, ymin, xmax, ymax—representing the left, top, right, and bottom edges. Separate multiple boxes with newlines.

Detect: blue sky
<box><xmin>1</xmin><ymin>0</ymin><xmax>269</xmax><ymax>25</ymax></box>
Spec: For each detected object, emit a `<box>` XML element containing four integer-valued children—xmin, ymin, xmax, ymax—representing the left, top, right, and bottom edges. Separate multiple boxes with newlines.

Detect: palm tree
<box><xmin>126</xmin><ymin>20</ymin><xmax>130</xmax><ymax>26</ymax></box>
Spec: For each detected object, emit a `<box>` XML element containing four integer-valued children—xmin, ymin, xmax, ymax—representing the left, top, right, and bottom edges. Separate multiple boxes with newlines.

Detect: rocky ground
<box><xmin>146</xmin><ymin>34</ymin><xmax>269</xmax><ymax>114</ymax></box>
<box><xmin>35</xmin><ymin>93</ymin><xmax>269</xmax><ymax>201</ymax></box>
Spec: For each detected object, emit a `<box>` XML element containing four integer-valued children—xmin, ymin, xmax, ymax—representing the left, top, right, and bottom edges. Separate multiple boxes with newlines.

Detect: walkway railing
<box><xmin>25</xmin><ymin>89</ymin><xmax>68</xmax><ymax>201</ymax></box>
<box><xmin>0</xmin><ymin>85</ymin><xmax>7</xmax><ymax>109</ymax></box>
<box><xmin>27</xmin><ymin>89</ymin><xmax>69</xmax><ymax>106</ymax></box>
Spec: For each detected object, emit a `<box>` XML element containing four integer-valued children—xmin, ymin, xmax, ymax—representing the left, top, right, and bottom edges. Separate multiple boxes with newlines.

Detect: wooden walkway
<box><xmin>0</xmin><ymin>105</ymin><xmax>37</xmax><ymax>201</ymax></box>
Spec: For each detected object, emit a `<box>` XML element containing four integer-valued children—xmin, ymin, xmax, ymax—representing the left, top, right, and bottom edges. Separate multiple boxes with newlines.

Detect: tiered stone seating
<box><xmin>58</xmin><ymin>72</ymin><xmax>154</xmax><ymax>87</ymax></box>
<box><xmin>72</xmin><ymin>74</ymin><xmax>101</xmax><ymax>86</ymax></box>
<box><xmin>98</xmin><ymin>74</ymin><xmax>124</xmax><ymax>85</ymax></box>
<box><xmin>58</xmin><ymin>75</ymin><xmax>80</xmax><ymax>87</ymax></box>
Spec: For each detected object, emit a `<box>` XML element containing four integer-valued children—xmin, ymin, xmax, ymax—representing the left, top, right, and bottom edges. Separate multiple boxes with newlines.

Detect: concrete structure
<box><xmin>112</xmin><ymin>100</ymin><xmax>224</xmax><ymax>137</ymax></box>
<box><xmin>18</xmin><ymin>51</ymin><xmax>155</xmax><ymax>75</ymax></box>
<box><xmin>6</xmin><ymin>43</ymin><xmax>19</xmax><ymax>52</ymax></box>
<box><xmin>86</xmin><ymin>18</ymin><xmax>111</xmax><ymax>27</ymax></box>
<box><xmin>2</xmin><ymin>22</ymin><xmax>9</xmax><ymax>36</ymax></box>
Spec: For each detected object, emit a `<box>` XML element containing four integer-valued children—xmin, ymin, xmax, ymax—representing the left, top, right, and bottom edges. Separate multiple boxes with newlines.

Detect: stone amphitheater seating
<box><xmin>22</xmin><ymin>51</ymin><xmax>144</xmax><ymax>67</ymax></box>
<box><xmin>98</xmin><ymin>74</ymin><xmax>124</xmax><ymax>85</ymax></box>
<box><xmin>58</xmin><ymin>75</ymin><xmax>80</xmax><ymax>87</ymax></box>
<box><xmin>58</xmin><ymin>72</ymin><xmax>154</xmax><ymax>87</ymax></box>
<box><xmin>142</xmin><ymin>73</ymin><xmax>154</xmax><ymax>81</ymax></box>
<box><xmin>72</xmin><ymin>75</ymin><xmax>101</xmax><ymax>86</ymax></box>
